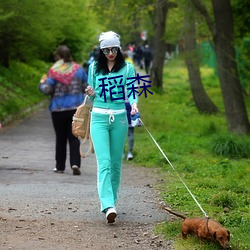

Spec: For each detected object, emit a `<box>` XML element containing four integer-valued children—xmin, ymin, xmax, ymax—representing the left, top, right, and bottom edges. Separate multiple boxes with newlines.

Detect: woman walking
<box><xmin>39</xmin><ymin>45</ymin><xmax>88</xmax><ymax>175</ymax></box>
<box><xmin>86</xmin><ymin>31</ymin><xmax>138</xmax><ymax>223</ymax></box>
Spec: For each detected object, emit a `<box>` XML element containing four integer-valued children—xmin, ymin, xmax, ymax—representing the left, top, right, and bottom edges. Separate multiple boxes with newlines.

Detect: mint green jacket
<box><xmin>87</xmin><ymin>62</ymin><xmax>138</xmax><ymax>110</ymax></box>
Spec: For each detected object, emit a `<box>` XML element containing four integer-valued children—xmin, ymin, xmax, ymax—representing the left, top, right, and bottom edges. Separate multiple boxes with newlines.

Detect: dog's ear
<box><xmin>227</xmin><ymin>230</ymin><xmax>230</xmax><ymax>240</ymax></box>
<box><xmin>213</xmin><ymin>231</ymin><xmax>217</xmax><ymax>240</ymax></box>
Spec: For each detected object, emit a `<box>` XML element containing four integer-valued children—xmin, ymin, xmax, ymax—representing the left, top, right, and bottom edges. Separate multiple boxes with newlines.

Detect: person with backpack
<box><xmin>85</xmin><ymin>31</ymin><xmax>138</xmax><ymax>223</ymax></box>
<box><xmin>39</xmin><ymin>45</ymin><xmax>88</xmax><ymax>175</ymax></box>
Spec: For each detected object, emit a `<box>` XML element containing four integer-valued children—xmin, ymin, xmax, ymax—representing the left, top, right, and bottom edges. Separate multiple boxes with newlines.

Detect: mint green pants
<box><xmin>90</xmin><ymin>111</ymin><xmax>128</xmax><ymax>212</ymax></box>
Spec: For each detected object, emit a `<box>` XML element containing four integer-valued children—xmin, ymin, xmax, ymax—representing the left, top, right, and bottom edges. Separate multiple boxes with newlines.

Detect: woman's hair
<box><xmin>54</xmin><ymin>45</ymin><xmax>73</xmax><ymax>63</ymax></box>
<box><xmin>95</xmin><ymin>48</ymin><xmax>126</xmax><ymax>75</ymax></box>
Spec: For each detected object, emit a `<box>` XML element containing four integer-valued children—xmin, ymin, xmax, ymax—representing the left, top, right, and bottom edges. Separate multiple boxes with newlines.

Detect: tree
<box><xmin>151</xmin><ymin>0</ymin><xmax>177</xmax><ymax>88</ymax></box>
<box><xmin>92</xmin><ymin>0</ymin><xmax>156</xmax><ymax>48</ymax></box>
<box><xmin>191</xmin><ymin>0</ymin><xmax>250</xmax><ymax>134</ymax></box>
<box><xmin>0</xmin><ymin>0</ymin><xmax>98</xmax><ymax>66</ymax></box>
<box><xmin>0</xmin><ymin>0</ymin><xmax>58</xmax><ymax>66</ymax></box>
<box><xmin>184</xmin><ymin>1</ymin><xmax>218</xmax><ymax>114</ymax></box>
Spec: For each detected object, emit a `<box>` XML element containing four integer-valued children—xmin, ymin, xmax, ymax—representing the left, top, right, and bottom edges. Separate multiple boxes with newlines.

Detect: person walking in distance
<box><xmin>123</xmin><ymin>53</ymin><xmax>136</xmax><ymax>161</ymax></box>
<box><xmin>125</xmin><ymin>100</ymin><xmax>135</xmax><ymax>160</ymax></box>
<box><xmin>85</xmin><ymin>31</ymin><xmax>138</xmax><ymax>223</ymax></box>
<box><xmin>143</xmin><ymin>44</ymin><xmax>152</xmax><ymax>74</ymax></box>
<box><xmin>39</xmin><ymin>45</ymin><xmax>88</xmax><ymax>175</ymax></box>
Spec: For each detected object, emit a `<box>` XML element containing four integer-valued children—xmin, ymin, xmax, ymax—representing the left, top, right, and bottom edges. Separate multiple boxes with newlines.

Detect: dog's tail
<box><xmin>162</xmin><ymin>206</ymin><xmax>187</xmax><ymax>220</ymax></box>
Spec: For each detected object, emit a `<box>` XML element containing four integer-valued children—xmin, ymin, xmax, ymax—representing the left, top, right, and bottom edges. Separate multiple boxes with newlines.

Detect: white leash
<box><xmin>139</xmin><ymin>118</ymin><xmax>209</xmax><ymax>218</ymax></box>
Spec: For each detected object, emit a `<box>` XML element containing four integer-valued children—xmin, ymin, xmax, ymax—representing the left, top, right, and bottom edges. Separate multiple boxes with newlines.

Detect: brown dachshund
<box><xmin>162</xmin><ymin>207</ymin><xmax>231</xmax><ymax>249</ymax></box>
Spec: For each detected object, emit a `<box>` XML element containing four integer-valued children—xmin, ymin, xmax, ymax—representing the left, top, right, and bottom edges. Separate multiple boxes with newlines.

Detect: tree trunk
<box><xmin>191</xmin><ymin>0</ymin><xmax>250</xmax><ymax>134</ymax></box>
<box><xmin>184</xmin><ymin>4</ymin><xmax>218</xmax><ymax>114</ymax></box>
<box><xmin>150</xmin><ymin>0</ymin><xmax>169</xmax><ymax>89</ymax></box>
<box><xmin>212</xmin><ymin>0</ymin><xmax>250</xmax><ymax>134</ymax></box>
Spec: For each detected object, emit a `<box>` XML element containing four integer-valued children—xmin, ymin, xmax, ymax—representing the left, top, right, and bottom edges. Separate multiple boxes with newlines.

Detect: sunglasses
<box><xmin>102</xmin><ymin>47</ymin><xmax>119</xmax><ymax>55</ymax></box>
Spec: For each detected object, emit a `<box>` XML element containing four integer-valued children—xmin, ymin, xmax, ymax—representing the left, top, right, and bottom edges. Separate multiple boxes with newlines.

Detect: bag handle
<box><xmin>79</xmin><ymin>61</ymin><xmax>96</xmax><ymax>158</ymax></box>
<box><xmin>79</xmin><ymin>137</ymin><xmax>93</xmax><ymax>158</ymax></box>
<box><xmin>79</xmin><ymin>95</ymin><xmax>94</xmax><ymax>158</ymax></box>
<box><xmin>79</xmin><ymin>112</ymin><xmax>94</xmax><ymax>158</ymax></box>
<box><xmin>83</xmin><ymin>94</ymin><xmax>88</xmax><ymax>105</ymax></box>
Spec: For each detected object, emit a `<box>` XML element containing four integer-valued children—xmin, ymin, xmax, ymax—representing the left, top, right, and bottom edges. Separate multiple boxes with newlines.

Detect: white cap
<box><xmin>99</xmin><ymin>31</ymin><xmax>121</xmax><ymax>49</ymax></box>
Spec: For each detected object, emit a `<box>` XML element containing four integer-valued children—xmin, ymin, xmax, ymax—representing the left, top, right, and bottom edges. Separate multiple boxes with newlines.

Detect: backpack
<box><xmin>72</xmin><ymin>95</ymin><xmax>93</xmax><ymax>158</ymax></box>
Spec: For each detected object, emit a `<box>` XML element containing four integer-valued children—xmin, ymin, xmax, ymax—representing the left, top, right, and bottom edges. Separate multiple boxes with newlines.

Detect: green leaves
<box><xmin>210</xmin><ymin>134</ymin><xmax>250</xmax><ymax>159</ymax></box>
<box><xmin>0</xmin><ymin>0</ymin><xmax>99</xmax><ymax>66</ymax></box>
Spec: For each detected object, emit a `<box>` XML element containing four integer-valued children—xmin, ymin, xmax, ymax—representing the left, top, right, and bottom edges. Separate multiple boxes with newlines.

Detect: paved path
<box><xmin>0</xmin><ymin>106</ymin><xmax>171</xmax><ymax>249</ymax></box>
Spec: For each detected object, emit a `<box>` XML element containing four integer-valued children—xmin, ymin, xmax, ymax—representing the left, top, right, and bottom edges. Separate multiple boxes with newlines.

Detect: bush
<box><xmin>0</xmin><ymin>60</ymin><xmax>48</xmax><ymax>122</ymax></box>
<box><xmin>210</xmin><ymin>135</ymin><xmax>250</xmax><ymax>159</ymax></box>
<box><xmin>210</xmin><ymin>191</ymin><xmax>237</xmax><ymax>209</ymax></box>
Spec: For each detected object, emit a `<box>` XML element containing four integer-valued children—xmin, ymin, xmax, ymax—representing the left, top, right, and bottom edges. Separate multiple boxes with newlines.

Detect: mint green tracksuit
<box><xmin>88</xmin><ymin>62</ymin><xmax>137</xmax><ymax>212</ymax></box>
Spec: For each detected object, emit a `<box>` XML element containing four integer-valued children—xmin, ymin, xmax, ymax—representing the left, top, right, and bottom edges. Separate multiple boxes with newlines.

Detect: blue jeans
<box><xmin>90</xmin><ymin>111</ymin><xmax>128</xmax><ymax>212</ymax></box>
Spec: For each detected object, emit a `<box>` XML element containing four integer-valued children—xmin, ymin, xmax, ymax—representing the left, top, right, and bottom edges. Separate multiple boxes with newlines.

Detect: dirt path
<box><xmin>0</xmin><ymin>107</ymin><xmax>173</xmax><ymax>250</ymax></box>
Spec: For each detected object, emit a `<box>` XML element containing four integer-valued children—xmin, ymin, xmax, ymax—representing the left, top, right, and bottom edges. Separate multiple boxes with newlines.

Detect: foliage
<box><xmin>128</xmin><ymin>58</ymin><xmax>250</xmax><ymax>249</ymax></box>
<box><xmin>232</xmin><ymin>0</ymin><xmax>250</xmax><ymax>39</ymax></box>
<box><xmin>164</xmin><ymin>1</ymin><xmax>184</xmax><ymax>44</ymax></box>
<box><xmin>0</xmin><ymin>0</ymin><xmax>99</xmax><ymax>66</ymax></box>
<box><xmin>236</xmin><ymin>37</ymin><xmax>250</xmax><ymax>95</ymax></box>
<box><xmin>210</xmin><ymin>134</ymin><xmax>250</xmax><ymax>159</ymax></box>
<box><xmin>0</xmin><ymin>60</ymin><xmax>49</xmax><ymax>122</ymax></box>
<box><xmin>92</xmin><ymin>0</ymin><xmax>155</xmax><ymax>46</ymax></box>
<box><xmin>232</xmin><ymin>0</ymin><xmax>250</xmax><ymax>95</ymax></box>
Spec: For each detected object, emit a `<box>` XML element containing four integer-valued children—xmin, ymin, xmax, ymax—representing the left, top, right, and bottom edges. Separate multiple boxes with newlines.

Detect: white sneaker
<box><xmin>105</xmin><ymin>207</ymin><xmax>117</xmax><ymax>223</ymax></box>
<box><xmin>53</xmin><ymin>168</ymin><xmax>64</xmax><ymax>173</ymax></box>
<box><xmin>127</xmin><ymin>152</ymin><xmax>133</xmax><ymax>160</ymax></box>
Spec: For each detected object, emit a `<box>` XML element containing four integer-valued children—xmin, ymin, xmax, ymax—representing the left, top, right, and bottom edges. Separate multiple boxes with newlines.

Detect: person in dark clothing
<box><xmin>87</xmin><ymin>46</ymin><xmax>99</xmax><ymax>67</ymax></box>
<box><xmin>134</xmin><ymin>45</ymin><xmax>144</xmax><ymax>69</ymax></box>
<box><xmin>39</xmin><ymin>45</ymin><xmax>88</xmax><ymax>175</ymax></box>
<box><xmin>143</xmin><ymin>44</ymin><xmax>152</xmax><ymax>74</ymax></box>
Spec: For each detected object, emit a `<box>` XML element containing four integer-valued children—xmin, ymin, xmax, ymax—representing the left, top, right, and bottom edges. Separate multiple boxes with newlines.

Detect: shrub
<box><xmin>210</xmin><ymin>191</ymin><xmax>237</xmax><ymax>209</ymax></box>
<box><xmin>210</xmin><ymin>135</ymin><xmax>250</xmax><ymax>158</ymax></box>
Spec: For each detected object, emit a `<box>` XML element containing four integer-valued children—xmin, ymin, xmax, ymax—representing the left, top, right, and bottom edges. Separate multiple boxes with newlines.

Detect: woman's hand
<box><xmin>131</xmin><ymin>103</ymin><xmax>138</xmax><ymax>116</ymax></box>
<box><xmin>40</xmin><ymin>74</ymin><xmax>47</xmax><ymax>84</ymax></box>
<box><xmin>85</xmin><ymin>86</ymin><xmax>96</xmax><ymax>97</ymax></box>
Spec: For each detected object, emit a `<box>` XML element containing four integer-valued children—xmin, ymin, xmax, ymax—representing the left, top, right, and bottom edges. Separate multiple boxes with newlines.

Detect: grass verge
<box><xmin>0</xmin><ymin>60</ymin><xmax>50</xmax><ymax>125</ymax></box>
<box><xmin>127</xmin><ymin>58</ymin><xmax>250</xmax><ymax>250</ymax></box>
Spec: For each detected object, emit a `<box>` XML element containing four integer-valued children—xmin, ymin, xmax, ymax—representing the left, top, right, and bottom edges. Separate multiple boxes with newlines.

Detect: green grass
<box><xmin>0</xmin><ymin>60</ymin><xmax>50</xmax><ymax>123</ymax></box>
<box><xmin>128</xmin><ymin>58</ymin><xmax>250</xmax><ymax>250</ymax></box>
